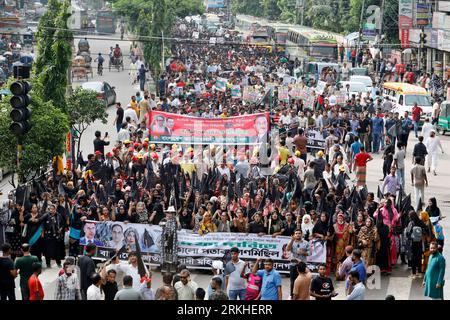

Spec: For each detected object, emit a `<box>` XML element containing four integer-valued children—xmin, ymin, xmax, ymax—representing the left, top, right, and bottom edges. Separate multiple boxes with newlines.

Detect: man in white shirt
<box><xmin>421</xmin><ymin>117</ymin><xmax>434</xmax><ymax>139</ymax></box>
<box><xmin>322</xmin><ymin>163</ymin><xmax>334</xmax><ymax>189</ymax></box>
<box><xmin>217</xmin><ymin>162</ymin><xmax>231</xmax><ymax>180</ymax></box>
<box><xmin>224</xmin><ymin>247</ymin><xmax>247</xmax><ymax>300</ymax></box>
<box><xmin>87</xmin><ymin>273</ymin><xmax>105</xmax><ymax>300</ymax></box>
<box><xmin>124</xmin><ymin>104</ymin><xmax>138</xmax><ymax>125</ymax></box>
<box><xmin>174</xmin><ymin>269</ymin><xmax>198</xmax><ymax>300</ymax></box>
<box><xmin>298</xmin><ymin>112</ymin><xmax>308</xmax><ymax>129</ymax></box>
<box><xmin>116</xmin><ymin>253</ymin><xmax>141</xmax><ymax>291</ymax></box>
<box><xmin>424</xmin><ymin>129</ymin><xmax>444</xmax><ymax>175</ymax></box>
<box><xmin>117</xmin><ymin>123</ymin><xmax>131</xmax><ymax>143</ymax></box>
<box><xmin>279</xmin><ymin>110</ymin><xmax>292</xmax><ymax>126</ymax></box>
<box><xmin>346</xmin><ymin>270</ymin><xmax>365</xmax><ymax>300</ymax></box>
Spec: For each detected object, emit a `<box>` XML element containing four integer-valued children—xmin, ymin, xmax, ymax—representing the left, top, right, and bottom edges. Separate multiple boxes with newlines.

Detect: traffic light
<box><xmin>420</xmin><ymin>30</ymin><xmax>427</xmax><ymax>48</ymax></box>
<box><xmin>9</xmin><ymin>80</ymin><xmax>32</xmax><ymax>136</ymax></box>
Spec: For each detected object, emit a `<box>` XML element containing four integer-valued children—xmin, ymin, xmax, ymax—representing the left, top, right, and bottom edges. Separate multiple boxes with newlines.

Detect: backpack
<box><xmin>411</xmin><ymin>226</ymin><xmax>423</xmax><ymax>242</ymax></box>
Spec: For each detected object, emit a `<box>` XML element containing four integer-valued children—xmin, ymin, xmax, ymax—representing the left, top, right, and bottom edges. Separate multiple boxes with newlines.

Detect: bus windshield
<box><xmin>405</xmin><ymin>95</ymin><xmax>432</xmax><ymax>106</ymax></box>
<box><xmin>310</xmin><ymin>46</ymin><xmax>336</xmax><ymax>59</ymax></box>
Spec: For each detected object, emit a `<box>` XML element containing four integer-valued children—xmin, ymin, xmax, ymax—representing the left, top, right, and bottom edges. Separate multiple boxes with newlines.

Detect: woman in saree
<box><xmin>420</xmin><ymin>211</ymin><xmax>436</xmax><ymax>273</ymax></box>
<box><xmin>358</xmin><ymin>217</ymin><xmax>379</xmax><ymax>267</ymax></box>
<box><xmin>332</xmin><ymin>213</ymin><xmax>353</xmax><ymax>271</ymax></box>
<box><xmin>373</xmin><ymin>198</ymin><xmax>400</xmax><ymax>267</ymax></box>
<box><xmin>351</xmin><ymin>212</ymin><xmax>365</xmax><ymax>248</ymax></box>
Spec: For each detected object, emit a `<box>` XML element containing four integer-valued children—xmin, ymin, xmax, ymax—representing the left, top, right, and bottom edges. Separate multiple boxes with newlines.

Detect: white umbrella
<box><xmin>402</xmin><ymin>48</ymin><xmax>413</xmax><ymax>54</ymax></box>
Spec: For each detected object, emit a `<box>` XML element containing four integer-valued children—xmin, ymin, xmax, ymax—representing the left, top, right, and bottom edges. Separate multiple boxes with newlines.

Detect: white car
<box><xmin>338</xmin><ymin>81</ymin><xmax>367</xmax><ymax>98</ymax></box>
<box><xmin>81</xmin><ymin>81</ymin><xmax>117</xmax><ymax>107</ymax></box>
<box><xmin>349</xmin><ymin>75</ymin><xmax>373</xmax><ymax>92</ymax></box>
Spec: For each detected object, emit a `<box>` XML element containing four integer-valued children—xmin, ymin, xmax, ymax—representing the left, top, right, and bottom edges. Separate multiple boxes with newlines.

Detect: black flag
<box><xmin>402</xmin><ymin>194</ymin><xmax>412</xmax><ymax>213</ymax></box>
<box><xmin>416</xmin><ymin>197</ymin><xmax>423</xmax><ymax>213</ymax></box>
<box><xmin>134</xmin><ymin>234</ymin><xmax>148</xmax><ymax>278</ymax></box>
<box><xmin>377</xmin><ymin>185</ymin><xmax>384</xmax><ymax>201</ymax></box>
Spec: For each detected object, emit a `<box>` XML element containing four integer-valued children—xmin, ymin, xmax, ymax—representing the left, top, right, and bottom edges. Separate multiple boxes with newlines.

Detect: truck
<box><xmin>96</xmin><ymin>10</ymin><xmax>116</xmax><ymax>34</ymax></box>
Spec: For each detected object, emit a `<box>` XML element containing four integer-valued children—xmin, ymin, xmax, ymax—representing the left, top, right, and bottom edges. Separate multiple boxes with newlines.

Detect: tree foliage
<box><xmin>34</xmin><ymin>0</ymin><xmax>73</xmax><ymax>113</ymax></box>
<box><xmin>0</xmin><ymin>82</ymin><xmax>69</xmax><ymax>181</ymax></box>
<box><xmin>232</xmin><ymin>0</ymin><xmax>399</xmax><ymax>42</ymax></box>
<box><xmin>66</xmin><ymin>87</ymin><xmax>107</xmax><ymax>157</ymax></box>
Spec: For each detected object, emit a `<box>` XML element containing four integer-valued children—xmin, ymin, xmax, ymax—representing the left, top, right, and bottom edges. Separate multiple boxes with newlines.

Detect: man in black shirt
<box><xmin>310</xmin><ymin>264</ymin><xmax>337</xmax><ymax>300</ymax></box>
<box><xmin>358</xmin><ymin>113</ymin><xmax>372</xmax><ymax>152</ymax></box>
<box><xmin>93</xmin><ymin>131</ymin><xmax>110</xmax><ymax>157</ymax></box>
<box><xmin>412</xmin><ymin>136</ymin><xmax>428</xmax><ymax>165</ymax></box>
<box><xmin>0</xmin><ymin>243</ymin><xmax>17</xmax><ymax>300</ymax></box>
<box><xmin>78</xmin><ymin>243</ymin><xmax>97</xmax><ymax>300</ymax></box>
<box><xmin>102</xmin><ymin>269</ymin><xmax>118</xmax><ymax>301</ymax></box>
<box><xmin>114</xmin><ymin>103</ymin><xmax>124</xmax><ymax>132</ymax></box>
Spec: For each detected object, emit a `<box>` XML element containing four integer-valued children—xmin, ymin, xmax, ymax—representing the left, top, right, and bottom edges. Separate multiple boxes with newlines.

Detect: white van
<box><xmin>382</xmin><ymin>82</ymin><xmax>433</xmax><ymax>119</ymax></box>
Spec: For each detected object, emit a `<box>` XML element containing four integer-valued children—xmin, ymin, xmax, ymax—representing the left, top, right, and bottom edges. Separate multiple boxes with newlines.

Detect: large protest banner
<box><xmin>79</xmin><ymin>221</ymin><xmax>327</xmax><ymax>273</ymax></box>
<box><xmin>148</xmin><ymin>111</ymin><xmax>270</xmax><ymax>145</ymax></box>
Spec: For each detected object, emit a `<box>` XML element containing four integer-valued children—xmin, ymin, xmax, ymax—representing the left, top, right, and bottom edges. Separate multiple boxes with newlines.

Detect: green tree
<box><xmin>0</xmin><ymin>83</ymin><xmax>69</xmax><ymax>182</ymax></box>
<box><xmin>231</xmin><ymin>0</ymin><xmax>264</xmax><ymax>17</ymax></box>
<box><xmin>261</xmin><ymin>0</ymin><xmax>281</xmax><ymax>20</ymax></box>
<box><xmin>34</xmin><ymin>0</ymin><xmax>62</xmax><ymax>76</ymax></box>
<box><xmin>168</xmin><ymin>0</ymin><xmax>205</xmax><ymax>19</ymax></box>
<box><xmin>66</xmin><ymin>87</ymin><xmax>108</xmax><ymax>159</ymax></box>
<box><xmin>36</xmin><ymin>0</ymin><xmax>73</xmax><ymax>113</ymax></box>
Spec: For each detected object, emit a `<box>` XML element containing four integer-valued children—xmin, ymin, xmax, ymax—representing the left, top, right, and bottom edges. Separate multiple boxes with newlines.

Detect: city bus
<box><xmin>266</xmin><ymin>21</ymin><xmax>292</xmax><ymax>53</ymax></box>
<box><xmin>286</xmin><ymin>27</ymin><xmax>340</xmax><ymax>62</ymax></box>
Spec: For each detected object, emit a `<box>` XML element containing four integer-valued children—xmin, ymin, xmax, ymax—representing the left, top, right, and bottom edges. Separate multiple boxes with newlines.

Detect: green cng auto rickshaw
<box><xmin>437</xmin><ymin>101</ymin><xmax>450</xmax><ymax>135</ymax></box>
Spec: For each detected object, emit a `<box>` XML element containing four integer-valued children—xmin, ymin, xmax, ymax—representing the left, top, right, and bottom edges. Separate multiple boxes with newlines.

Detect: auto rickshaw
<box><xmin>437</xmin><ymin>101</ymin><xmax>450</xmax><ymax>135</ymax></box>
<box><xmin>77</xmin><ymin>38</ymin><xmax>90</xmax><ymax>55</ymax></box>
<box><xmin>23</xmin><ymin>31</ymin><xmax>34</xmax><ymax>47</ymax></box>
<box><xmin>79</xmin><ymin>51</ymin><xmax>93</xmax><ymax>78</ymax></box>
<box><xmin>71</xmin><ymin>55</ymin><xmax>88</xmax><ymax>82</ymax></box>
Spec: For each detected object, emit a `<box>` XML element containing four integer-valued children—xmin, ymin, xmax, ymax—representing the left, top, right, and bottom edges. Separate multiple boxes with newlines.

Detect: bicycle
<box><xmin>98</xmin><ymin>64</ymin><xmax>103</xmax><ymax>76</ymax></box>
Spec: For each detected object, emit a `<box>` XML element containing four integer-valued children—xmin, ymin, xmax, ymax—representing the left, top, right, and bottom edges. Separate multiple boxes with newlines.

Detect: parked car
<box><xmin>337</xmin><ymin>81</ymin><xmax>367</xmax><ymax>97</ymax></box>
<box><xmin>81</xmin><ymin>81</ymin><xmax>116</xmax><ymax>107</ymax></box>
<box><xmin>349</xmin><ymin>75</ymin><xmax>373</xmax><ymax>92</ymax></box>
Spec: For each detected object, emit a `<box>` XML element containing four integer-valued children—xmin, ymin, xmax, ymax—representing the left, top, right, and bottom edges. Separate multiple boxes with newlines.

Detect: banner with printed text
<box><xmin>148</xmin><ymin>111</ymin><xmax>270</xmax><ymax>145</ymax></box>
<box><xmin>78</xmin><ymin>221</ymin><xmax>327</xmax><ymax>273</ymax></box>
<box><xmin>243</xmin><ymin>86</ymin><xmax>261</xmax><ymax>103</ymax></box>
<box><xmin>278</xmin><ymin>86</ymin><xmax>289</xmax><ymax>102</ymax></box>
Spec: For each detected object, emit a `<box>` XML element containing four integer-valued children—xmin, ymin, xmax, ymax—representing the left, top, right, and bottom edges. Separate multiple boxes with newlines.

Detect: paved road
<box><xmin>2</xmin><ymin>34</ymin><xmax>450</xmax><ymax>300</ymax></box>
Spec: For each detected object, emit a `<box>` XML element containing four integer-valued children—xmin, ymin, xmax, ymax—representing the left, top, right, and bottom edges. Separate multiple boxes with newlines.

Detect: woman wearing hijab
<box><xmin>266</xmin><ymin>211</ymin><xmax>284</xmax><ymax>236</ymax></box>
<box><xmin>178</xmin><ymin>208</ymin><xmax>193</xmax><ymax>230</ymax></box>
<box><xmin>301</xmin><ymin>214</ymin><xmax>314</xmax><ymax>241</ymax></box>
<box><xmin>425</xmin><ymin>198</ymin><xmax>443</xmax><ymax>220</ymax></box>
<box><xmin>358</xmin><ymin>217</ymin><xmax>379</xmax><ymax>267</ymax></box>
<box><xmin>198</xmin><ymin>212</ymin><xmax>217</xmax><ymax>235</ymax></box>
<box><xmin>420</xmin><ymin>211</ymin><xmax>436</xmax><ymax>273</ymax></box>
<box><xmin>312</xmin><ymin>212</ymin><xmax>332</xmax><ymax>274</ymax></box>
<box><xmin>373</xmin><ymin>198</ymin><xmax>400</xmax><ymax>267</ymax></box>
<box><xmin>331</xmin><ymin>213</ymin><xmax>353</xmax><ymax>270</ymax></box>
<box><xmin>375</xmin><ymin>211</ymin><xmax>391</xmax><ymax>275</ymax></box>
<box><xmin>405</xmin><ymin>210</ymin><xmax>427</xmax><ymax>278</ymax></box>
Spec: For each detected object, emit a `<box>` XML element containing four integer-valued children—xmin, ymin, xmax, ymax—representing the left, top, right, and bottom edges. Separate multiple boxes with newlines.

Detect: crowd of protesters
<box><xmin>0</xmin><ymin>18</ymin><xmax>447</xmax><ymax>301</ymax></box>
